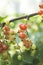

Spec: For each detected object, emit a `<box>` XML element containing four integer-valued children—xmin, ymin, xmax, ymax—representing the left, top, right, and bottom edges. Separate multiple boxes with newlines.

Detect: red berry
<box><xmin>25</xmin><ymin>43</ymin><xmax>30</xmax><ymax>48</ymax></box>
<box><xmin>39</xmin><ymin>3</ymin><xmax>43</xmax><ymax>9</ymax></box>
<box><xmin>18</xmin><ymin>29</ymin><xmax>23</xmax><ymax>33</ymax></box>
<box><xmin>4</xmin><ymin>30</ymin><xmax>9</xmax><ymax>35</ymax></box>
<box><xmin>2</xmin><ymin>44</ymin><xmax>8</xmax><ymax>50</ymax></box>
<box><xmin>19</xmin><ymin>24</ymin><xmax>27</xmax><ymax>30</ymax></box>
<box><xmin>23</xmin><ymin>39</ymin><xmax>31</xmax><ymax>48</ymax></box>
<box><xmin>19</xmin><ymin>32</ymin><xmax>26</xmax><ymax>39</ymax></box>
<box><xmin>38</xmin><ymin>10</ymin><xmax>43</xmax><ymax>15</ymax></box>
<box><xmin>0</xmin><ymin>47</ymin><xmax>3</xmax><ymax>53</ymax></box>
<box><xmin>3</xmin><ymin>25</ymin><xmax>10</xmax><ymax>31</ymax></box>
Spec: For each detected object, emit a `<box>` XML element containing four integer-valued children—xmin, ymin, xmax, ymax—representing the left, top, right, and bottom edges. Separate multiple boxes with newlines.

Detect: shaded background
<box><xmin>0</xmin><ymin>0</ymin><xmax>42</xmax><ymax>16</ymax></box>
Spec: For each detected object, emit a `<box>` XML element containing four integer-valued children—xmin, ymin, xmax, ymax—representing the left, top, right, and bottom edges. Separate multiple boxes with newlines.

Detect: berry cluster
<box><xmin>3</xmin><ymin>25</ymin><xmax>10</xmax><ymax>35</ymax></box>
<box><xmin>18</xmin><ymin>24</ymin><xmax>31</xmax><ymax>48</ymax></box>
<box><xmin>19</xmin><ymin>24</ymin><xmax>27</xmax><ymax>39</ymax></box>
<box><xmin>3</xmin><ymin>25</ymin><xmax>14</xmax><ymax>35</ymax></box>
<box><xmin>3</xmin><ymin>25</ymin><xmax>15</xmax><ymax>40</ymax></box>
<box><xmin>38</xmin><ymin>3</ymin><xmax>43</xmax><ymax>15</ymax></box>
<box><xmin>0</xmin><ymin>41</ymin><xmax>8</xmax><ymax>53</ymax></box>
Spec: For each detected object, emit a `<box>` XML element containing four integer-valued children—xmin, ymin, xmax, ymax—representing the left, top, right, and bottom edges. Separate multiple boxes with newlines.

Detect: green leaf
<box><xmin>22</xmin><ymin>51</ymin><xmax>34</xmax><ymax>64</ymax></box>
<box><xmin>34</xmin><ymin>32</ymin><xmax>43</xmax><ymax>63</ymax></box>
<box><xmin>0</xmin><ymin>16</ymin><xmax>7</xmax><ymax>23</ymax></box>
<box><xmin>12</xmin><ymin>53</ymin><xmax>22</xmax><ymax>65</ymax></box>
